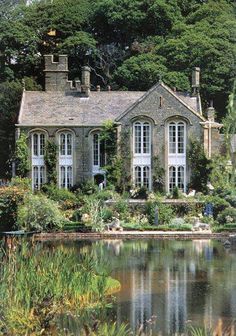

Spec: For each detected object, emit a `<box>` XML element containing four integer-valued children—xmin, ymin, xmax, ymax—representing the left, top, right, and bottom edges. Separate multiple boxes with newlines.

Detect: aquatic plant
<box><xmin>0</xmin><ymin>242</ymin><xmax>120</xmax><ymax>335</ymax></box>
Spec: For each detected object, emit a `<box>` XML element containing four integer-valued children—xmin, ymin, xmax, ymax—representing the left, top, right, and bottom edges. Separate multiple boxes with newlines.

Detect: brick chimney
<box><xmin>44</xmin><ymin>55</ymin><xmax>69</xmax><ymax>91</ymax></box>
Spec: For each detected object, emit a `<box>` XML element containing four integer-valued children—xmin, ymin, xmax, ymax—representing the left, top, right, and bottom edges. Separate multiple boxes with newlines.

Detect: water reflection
<box><xmin>91</xmin><ymin>239</ymin><xmax>236</xmax><ymax>335</ymax></box>
<box><xmin>55</xmin><ymin>239</ymin><xmax>236</xmax><ymax>335</ymax></box>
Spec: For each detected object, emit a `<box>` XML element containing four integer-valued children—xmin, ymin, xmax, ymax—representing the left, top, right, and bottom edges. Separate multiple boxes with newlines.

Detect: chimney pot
<box><xmin>192</xmin><ymin>67</ymin><xmax>200</xmax><ymax>88</ymax></box>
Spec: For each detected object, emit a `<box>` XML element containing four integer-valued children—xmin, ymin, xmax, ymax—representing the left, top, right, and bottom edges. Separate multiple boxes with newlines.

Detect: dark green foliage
<box><xmin>17</xmin><ymin>193</ymin><xmax>65</xmax><ymax>232</ymax></box>
<box><xmin>217</xmin><ymin>207</ymin><xmax>236</xmax><ymax>225</ymax></box>
<box><xmin>203</xmin><ymin>195</ymin><xmax>230</xmax><ymax>219</ymax></box>
<box><xmin>0</xmin><ymin>0</ymin><xmax>235</xmax><ymax>178</ymax></box>
<box><xmin>152</xmin><ymin>156</ymin><xmax>165</xmax><ymax>192</ymax></box>
<box><xmin>188</xmin><ymin>139</ymin><xmax>211</xmax><ymax>192</ymax></box>
<box><xmin>172</xmin><ymin>186</ymin><xmax>180</xmax><ymax>199</ymax></box>
<box><xmin>41</xmin><ymin>183</ymin><xmax>78</xmax><ymax>210</ymax></box>
<box><xmin>0</xmin><ymin>178</ymin><xmax>30</xmax><ymax>231</ymax></box>
<box><xmin>15</xmin><ymin>132</ymin><xmax>30</xmax><ymax>177</ymax></box>
<box><xmin>131</xmin><ymin>187</ymin><xmax>149</xmax><ymax>200</ymax></box>
<box><xmin>145</xmin><ymin>201</ymin><xmax>175</xmax><ymax>225</ymax></box>
<box><xmin>44</xmin><ymin>140</ymin><xmax>58</xmax><ymax>185</ymax></box>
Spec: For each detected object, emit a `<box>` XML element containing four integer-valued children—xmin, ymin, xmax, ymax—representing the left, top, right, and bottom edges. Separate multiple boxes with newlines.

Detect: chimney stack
<box><xmin>206</xmin><ymin>100</ymin><xmax>215</xmax><ymax>122</ymax></box>
<box><xmin>192</xmin><ymin>67</ymin><xmax>200</xmax><ymax>96</ymax></box>
<box><xmin>81</xmin><ymin>66</ymin><xmax>91</xmax><ymax>96</ymax></box>
<box><xmin>44</xmin><ymin>55</ymin><xmax>69</xmax><ymax>91</ymax></box>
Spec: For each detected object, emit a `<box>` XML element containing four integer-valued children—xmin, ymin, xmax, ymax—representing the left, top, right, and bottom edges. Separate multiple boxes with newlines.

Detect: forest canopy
<box><xmin>0</xmin><ymin>0</ymin><xmax>235</xmax><ymax>176</ymax></box>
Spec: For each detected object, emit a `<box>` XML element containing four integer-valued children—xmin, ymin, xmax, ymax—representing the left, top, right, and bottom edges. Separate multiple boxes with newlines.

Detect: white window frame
<box><xmin>133</xmin><ymin>121</ymin><xmax>151</xmax><ymax>156</ymax></box>
<box><xmin>167</xmin><ymin>120</ymin><xmax>186</xmax><ymax>193</ymax></box>
<box><xmin>168</xmin><ymin>165</ymin><xmax>186</xmax><ymax>192</ymax></box>
<box><xmin>58</xmin><ymin>131</ymin><xmax>73</xmax><ymax>189</ymax></box>
<box><xmin>134</xmin><ymin>165</ymin><xmax>151</xmax><ymax>190</ymax></box>
<box><xmin>168</xmin><ymin>121</ymin><xmax>186</xmax><ymax>155</ymax></box>
<box><xmin>31</xmin><ymin>132</ymin><xmax>46</xmax><ymax>190</ymax></box>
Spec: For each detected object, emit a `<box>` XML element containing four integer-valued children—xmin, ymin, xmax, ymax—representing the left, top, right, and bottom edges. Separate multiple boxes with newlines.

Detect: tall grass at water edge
<box><xmin>0</xmin><ymin>241</ymin><xmax>120</xmax><ymax>335</ymax></box>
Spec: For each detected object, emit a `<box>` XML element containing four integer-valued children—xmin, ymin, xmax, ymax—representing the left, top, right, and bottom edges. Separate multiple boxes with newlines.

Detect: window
<box><xmin>58</xmin><ymin>131</ymin><xmax>73</xmax><ymax>189</ymax></box>
<box><xmin>168</xmin><ymin>165</ymin><xmax>185</xmax><ymax>192</ymax></box>
<box><xmin>60</xmin><ymin>166</ymin><xmax>72</xmax><ymax>189</ymax></box>
<box><xmin>32</xmin><ymin>165</ymin><xmax>45</xmax><ymax>190</ymax></box>
<box><xmin>92</xmin><ymin>132</ymin><xmax>106</xmax><ymax>168</ymax></box>
<box><xmin>31</xmin><ymin>132</ymin><xmax>46</xmax><ymax>190</ymax></box>
<box><xmin>134</xmin><ymin>121</ymin><xmax>150</xmax><ymax>155</ymax></box>
<box><xmin>32</xmin><ymin>132</ymin><xmax>45</xmax><ymax>156</ymax></box>
<box><xmin>168</xmin><ymin>121</ymin><xmax>185</xmax><ymax>154</ymax></box>
<box><xmin>60</xmin><ymin>132</ymin><xmax>72</xmax><ymax>156</ymax></box>
<box><xmin>134</xmin><ymin>165</ymin><xmax>150</xmax><ymax>189</ymax></box>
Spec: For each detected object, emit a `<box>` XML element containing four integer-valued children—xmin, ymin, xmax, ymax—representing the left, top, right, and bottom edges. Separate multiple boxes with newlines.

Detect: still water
<box><xmin>62</xmin><ymin>239</ymin><xmax>236</xmax><ymax>335</ymax></box>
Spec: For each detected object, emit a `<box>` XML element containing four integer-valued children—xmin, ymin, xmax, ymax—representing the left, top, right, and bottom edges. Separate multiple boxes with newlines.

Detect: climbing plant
<box><xmin>152</xmin><ymin>156</ymin><xmax>165</xmax><ymax>192</ymax></box>
<box><xmin>15</xmin><ymin>132</ymin><xmax>30</xmax><ymax>178</ymax></box>
<box><xmin>100</xmin><ymin>121</ymin><xmax>131</xmax><ymax>192</ymax></box>
<box><xmin>45</xmin><ymin>140</ymin><xmax>58</xmax><ymax>185</ymax></box>
<box><xmin>188</xmin><ymin>139</ymin><xmax>211</xmax><ymax>193</ymax></box>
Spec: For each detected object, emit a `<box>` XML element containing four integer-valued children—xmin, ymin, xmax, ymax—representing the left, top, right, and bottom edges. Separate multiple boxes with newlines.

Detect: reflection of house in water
<box><xmin>165</xmin><ymin>263</ymin><xmax>187</xmax><ymax>335</ymax></box>
<box><xmin>114</xmin><ymin>240</ymin><xmax>236</xmax><ymax>336</ymax></box>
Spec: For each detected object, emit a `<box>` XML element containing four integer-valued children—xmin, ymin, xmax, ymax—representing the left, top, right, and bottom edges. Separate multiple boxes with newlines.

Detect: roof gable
<box><xmin>116</xmin><ymin>81</ymin><xmax>205</xmax><ymax>122</ymax></box>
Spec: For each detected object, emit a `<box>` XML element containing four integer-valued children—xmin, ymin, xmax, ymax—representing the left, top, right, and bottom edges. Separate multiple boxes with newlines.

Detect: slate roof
<box><xmin>18</xmin><ymin>91</ymin><xmax>145</xmax><ymax>126</ymax></box>
<box><xmin>17</xmin><ymin>84</ymin><xmax>203</xmax><ymax>126</ymax></box>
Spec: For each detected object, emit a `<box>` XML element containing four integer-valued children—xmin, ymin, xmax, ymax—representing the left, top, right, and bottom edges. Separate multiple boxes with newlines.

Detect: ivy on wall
<box><xmin>45</xmin><ymin>140</ymin><xmax>58</xmax><ymax>185</ymax></box>
<box><xmin>152</xmin><ymin>156</ymin><xmax>165</xmax><ymax>192</ymax></box>
<box><xmin>100</xmin><ymin>121</ymin><xmax>131</xmax><ymax>192</ymax></box>
<box><xmin>188</xmin><ymin>139</ymin><xmax>211</xmax><ymax>193</ymax></box>
<box><xmin>15</xmin><ymin>132</ymin><xmax>30</xmax><ymax>178</ymax></box>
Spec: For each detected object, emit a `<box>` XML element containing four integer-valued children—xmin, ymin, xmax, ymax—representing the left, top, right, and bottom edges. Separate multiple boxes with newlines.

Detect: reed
<box><xmin>0</xmin><ymin>241</ymin><xmax>120</xmax><ymax>335</ymax></box>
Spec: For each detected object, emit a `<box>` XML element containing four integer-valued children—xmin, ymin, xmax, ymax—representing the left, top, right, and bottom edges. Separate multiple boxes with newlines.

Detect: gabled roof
<box><xmin>17</xmin><ymin>81</ymin><xmax>205</xmax><ymax>127</ymax></box>
<box><xmin>116</xmin><ymin>81</ymin><xmax>205</xmax><ymax>122</ymax></box>
<box><xmin>17</xmin><ymin>90</ymin><xmax>145</xmax><ymax>126</ymax></box>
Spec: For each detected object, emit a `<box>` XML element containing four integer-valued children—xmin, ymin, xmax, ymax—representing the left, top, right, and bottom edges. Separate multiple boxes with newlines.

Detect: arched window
<box><xmin>168</xmin><ymin>121</ymin><xmax>186</xmax><ymax>192</ymax></box>
<box><xmin>134</xmin><ymin>121</ymin><xmax>150</xmax><ymax>154</ymax></box>
<box><xmin>59</xmin><ymin>132</ymin><xmax>72</xmax><ymax>156</ymax></box>
<box><xmin>134</xmin><ymin>166</ymin><xmax>150</xmax><ymax>189</ymax></box>
<box><xmin>58</xmin><ymin>131</ymin><xmax>73</xmax><ymax>189</ymax></box>
<box><xmin>31</xmin><ymin>132</ymin><xmax>46</xmax><ymax>189</ymax></box>
<box><xmin>133</xmin><ymin>121</ymin><xmax>151</xmax><ymax>190</ymax></box>
<box><xmin>92</xmin><ymin>132</ymin><xmax>106</xmax><ymax>169</ymax></box>
<box><xmin>168</xmin><ymin>121</ymin><xmax>185</xmax><ymax>154</ymax></box>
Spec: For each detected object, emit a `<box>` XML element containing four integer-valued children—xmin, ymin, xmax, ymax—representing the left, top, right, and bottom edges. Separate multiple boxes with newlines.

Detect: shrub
<box><xmin>96</xmin><ymin>189</ymin><xmax>115</xmax><ymax>201</ymax></box>
<box><xmin>42</xmin><ymin>184</ymin><xmax>78</xmax><ymax>210</ymax></box>
<box><xmin>145</xmin><ymin>201</ymin><xmax>175</xmax><ymax>225</ymax></box>
<box><xmin>172</xmin><ymin>186</ymin><xmax>180</xmax><ymax>199</ymax></box>
<box><xmin>170</xmin><ymin>217</ymin><xmax>186</xmax><ymax>226</ymax></box>
<box><xmin>76</xmin><ymin>179</ymin><xmax>98</xmax><ymax>195</ymax></box>
<box><xmin>217</xmin><ymin>207</ymin><xmax>236</xmax><ymax>225</ymax></box>
<box><xmin>17</xmin><ymin>194</ymin><xmax>65</xmax><ymax>232</ymax></box>
<box><xmin>201</xmin><ymin>195</ymin><xmax>230</xmax><ymax>219</ymax></box>
<box><xmin>131</xmin><ymin>186</ymin><xmax>149</xmax><ymax>199</ymax></box>
<box><xmin>0</xmin><ymin>180</ymin><xmax>30</xmax><ymax>231</ymax></box>
<box><xmin>112</xmin><ymin>197</ymin><xmax>129</xmax><ymax>220</ymax></box>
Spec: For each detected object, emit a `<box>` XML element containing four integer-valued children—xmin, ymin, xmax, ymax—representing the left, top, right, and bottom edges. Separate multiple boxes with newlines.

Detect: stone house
<box><xmin>16</xmin><ymin>55</ymin><xmax>223</xmax><ymax>192</ymax></box>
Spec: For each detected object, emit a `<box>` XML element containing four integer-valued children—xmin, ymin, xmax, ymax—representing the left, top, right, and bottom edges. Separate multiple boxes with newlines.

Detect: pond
<box><xmin>58</xmin><ymin>239</ymin><xmax>236</xmax><ymax>335</ymax></box>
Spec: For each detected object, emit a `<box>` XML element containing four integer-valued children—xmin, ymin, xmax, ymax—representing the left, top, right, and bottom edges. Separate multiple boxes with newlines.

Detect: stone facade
<box><xmin>16</xmin><ymin>55</ymin><xmax>223</xmax><ymax>192</ymax></box>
